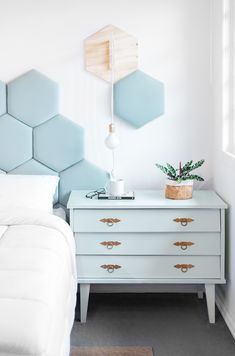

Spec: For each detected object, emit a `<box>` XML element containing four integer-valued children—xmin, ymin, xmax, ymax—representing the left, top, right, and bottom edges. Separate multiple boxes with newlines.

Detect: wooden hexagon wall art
<box><xmin>84</xmin><ymin>25</ymin><xmax>138</xmax><ymax>83</ymax></box>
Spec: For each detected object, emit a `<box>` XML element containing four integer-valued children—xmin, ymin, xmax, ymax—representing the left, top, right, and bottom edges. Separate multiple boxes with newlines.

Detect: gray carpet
<box><xmin>71</xmin><ymin>293</ymin><xmax>235</xmax><ymax>356</ymax></box>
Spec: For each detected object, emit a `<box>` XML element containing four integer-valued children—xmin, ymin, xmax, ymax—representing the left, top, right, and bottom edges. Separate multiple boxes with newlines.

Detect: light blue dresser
<box><xmin>67</xmin><ymin>190</ymin><xmax>227</xmax><ymax>323</ymax></box>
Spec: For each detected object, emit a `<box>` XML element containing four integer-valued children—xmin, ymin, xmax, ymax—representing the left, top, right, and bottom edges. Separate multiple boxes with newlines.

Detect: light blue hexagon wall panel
<box><xmin>8</xmin><ymin>70</ymin><xmax>59</xmax><ymax>127</ymax></box>
<box><xmin>0</xmin><ymin>69</ymin><xmax>108</xmax><ymax>207</ymax></box>
<box><xmin>9</xmin><ymin>159</ymin><xmax>58</xmax><ymax>176</ymax></box>
<box><xmin>0</xmin><ymin>81</ymin><xmax>6</xmax><ymax>116</ymax></box>
<box><xmin>0</xmin><ymin>114</ymin><xmax>32</xmax><ymax>171</ymax></box>
<box><xmin>59</xmin><ymin>159</ymin><xmax>108</xmax><ymax>206</ymax></box>
<box><xmin>85</xmin><ymin>26</ymin><xmax>165</xmax><ymax>128</ymax></box>
<box><xmin>34</xmin><ymin>115</ymin><xmax>84</xmax><ymax>172</ymax></box>
<box><xmin>114</xmin><ymin>70</ymin><xmax>164</xmax><ymax>128</ymax></box>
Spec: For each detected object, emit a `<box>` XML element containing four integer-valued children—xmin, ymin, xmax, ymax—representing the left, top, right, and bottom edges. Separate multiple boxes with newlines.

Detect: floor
<box><xmin>71</xmin><ymin>293</ymin><xmax>235</xmax><ymax>356</ymax></box>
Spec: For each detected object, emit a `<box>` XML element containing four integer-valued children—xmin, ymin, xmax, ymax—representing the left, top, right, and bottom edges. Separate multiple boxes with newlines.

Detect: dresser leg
<box><xmin>197</xmin><ymin>291</ymin><xmax>204</xmax><ymax>299</ymax></box>
<box><xmin>80</xmin><ymin>283</ymin><xmax>90</xmax><ymax>323</ymax></box>
<box><xmin>205</xmin><ymin>284</ymin><xmax>215</xmax><ymax>323</ymax></box>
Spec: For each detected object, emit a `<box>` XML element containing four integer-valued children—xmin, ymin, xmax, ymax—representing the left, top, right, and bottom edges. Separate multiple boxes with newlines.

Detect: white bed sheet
<box><xmin>0</xmin><ymin>209</ymin><xmax>77</xmax><ymax>356</ymax></box>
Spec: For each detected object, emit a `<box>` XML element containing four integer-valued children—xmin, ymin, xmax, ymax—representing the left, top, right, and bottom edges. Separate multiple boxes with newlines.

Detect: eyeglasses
<box><xmin>85</xmin><ymin>188</ymin><xmax>106</xmax><ymax>199</ymax></box>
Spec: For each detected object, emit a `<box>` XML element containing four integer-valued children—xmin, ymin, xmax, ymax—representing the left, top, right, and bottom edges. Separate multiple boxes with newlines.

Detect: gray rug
<box><xmin>70</xmin><ymin>346</ymin><xmax>153</xmax><ymax>356</ymax></box>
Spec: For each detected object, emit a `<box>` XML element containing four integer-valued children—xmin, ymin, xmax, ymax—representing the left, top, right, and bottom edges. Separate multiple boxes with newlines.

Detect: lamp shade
<box><xmin>105</xmin><ymin>123</ymin><xmax>120</xmax><ymax>149</ymax></box>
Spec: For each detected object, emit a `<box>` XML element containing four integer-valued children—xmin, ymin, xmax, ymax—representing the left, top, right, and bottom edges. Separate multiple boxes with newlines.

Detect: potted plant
<box><xmin>155</xmin><ymin>159</ymin><xmax>205</xmax><ymax>200</ymax></box>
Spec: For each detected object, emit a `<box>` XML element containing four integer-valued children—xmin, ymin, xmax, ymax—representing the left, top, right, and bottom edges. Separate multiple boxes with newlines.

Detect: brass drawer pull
<box><xmin>173</xmin><ymin>218</ymin><xmax>194</xmax><ymax>226</ymax></box>
<box><xmin>174</xmin><ymin>264</ymin><xmax>194</xmax><ymax>273</ymax></box>
<box><xmin>174</xmin><ymin>241</ymin><xmax>195</xmax><ymax>250</ymax></box>
<box><xmin>100</xmin><ymin>241</ymin><xmax>121</xmax><ymax>249</ymax></box>
<box><xmin>99</xmin><ymin>218</ymin><xmax>121</xmax><ymax>227</ymax></box>
<box><xmin>101</xmin><ymin>264</ymin><xmax>121</xmax><ymax>273</ymax></box>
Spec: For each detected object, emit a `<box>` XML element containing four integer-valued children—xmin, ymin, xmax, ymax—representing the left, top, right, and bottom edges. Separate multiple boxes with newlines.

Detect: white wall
<box><xmin>0</xmin><ymin>0</ymin><xmax>212</xmax><ymax>190</ymax></box>
<box><xmin>213</xmin><ymin>0</ymin><xmax>235</xmax><ymax>338</ymax></box>
<box><xmin>0</xmin><ymin>0</ymin><xmax>214</xmax><ymax>293</ymax></box>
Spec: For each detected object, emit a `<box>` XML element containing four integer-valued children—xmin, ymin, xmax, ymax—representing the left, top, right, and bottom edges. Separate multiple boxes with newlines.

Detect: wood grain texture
<box><xmin>84</xmin><ymin>25</ymin><xmax>138</xmax><ymax>83</ymax></box>
<box><xmin>71</xmin><ymin>346</ymin><xmax>153</xmax><ymax>356</ymax></box>
<box><xmin>165</xmin><ymin>184</ymin><xmax>193</xmax><ymax>200</ymax></box>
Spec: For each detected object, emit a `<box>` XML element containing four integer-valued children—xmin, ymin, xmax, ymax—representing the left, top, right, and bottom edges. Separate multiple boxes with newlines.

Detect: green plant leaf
<box><xmin>190</xmin><ymin>159</ymin><xmax>205</xmax><ymax>172</ymax></box>
<box><xmin>166</xmin><ymin>163</ymin><xmax>176</xmax><ymax>177</ymax></box>
<box><xmin>156</xmin><ymin>160</ymin><xmax>205</xmax><ymax>182</ymax></box>
<box><xmin>182</xmin><ymin>160</ymin><xmax>193</xmax><ymax>173</ymax></box>
<box><xmin>155</xmin><ymin>163</ymin><xmax>169</xmax><ymax>175</ymax></box>
<box><xmin>186</xmin><ymin>174</ymin><xmax>204</xmax><ymax>181</ymax></box>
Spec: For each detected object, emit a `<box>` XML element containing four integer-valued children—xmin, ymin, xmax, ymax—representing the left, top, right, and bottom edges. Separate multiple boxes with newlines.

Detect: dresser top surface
<box><xmin>67</xmin><ymin>190</ymin><xmax>227</xmax><ymax>209</ymax></box>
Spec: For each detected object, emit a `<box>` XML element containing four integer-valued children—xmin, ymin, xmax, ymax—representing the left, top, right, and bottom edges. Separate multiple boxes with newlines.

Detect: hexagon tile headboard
<box><xmin>0</xmin><ymin>70</ymin><xmax>108</xmax><ymax>207</ymax></box>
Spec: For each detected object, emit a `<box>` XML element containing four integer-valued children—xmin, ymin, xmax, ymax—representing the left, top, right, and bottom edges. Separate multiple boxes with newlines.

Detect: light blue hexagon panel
<box><xmin>34</xmin><ymin>115</ymin><xmax>85</xmax><ymax>172</ymax></box>
<box><xmin>9</xmin><ymin>159</ymin><xmax>59</xmax><ymax>203</ymax></box>
<box><xmin>59</xmin><ymin>159</ymin><xmax>108</xmax><ymax>206</ymax></box>
<box><xmin>0</xmin><ymin>114</ymin><xmax>32</xmax><ymax>171</ymax></box>
<box><xmin>8</xmin><ymin>70</ymin><xmax>59</xmax><ymax>127</ymax></box>
<box><xmin>0</xmin><ymin>81</ymin><xmax>6</xmax><ymax>116</ymax></box>
<box><xmin>0</xmin><ymin>69</ymin><xmax>108</xmax><ymax>207</ymax></box>
<box><xmin>9</xmin><ymin>159</ymin><xmax>57</xmax><ymax>176</ymax></box>
<box><xmin>114</xmin><ymin>70</ymin><xmax>164</xmax><ymax>128</ymax></box>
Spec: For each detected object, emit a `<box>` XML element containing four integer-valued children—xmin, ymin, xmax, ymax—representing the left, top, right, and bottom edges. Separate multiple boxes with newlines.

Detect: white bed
<box><xmin>0</xmin><ymin>68</ymin><xmax>108</xmax><ymax>355</ymax></box>
<box><xmin>0</xmin><ymin>208</ymin><xmax>77</xmax><ymax>356</ymax></box>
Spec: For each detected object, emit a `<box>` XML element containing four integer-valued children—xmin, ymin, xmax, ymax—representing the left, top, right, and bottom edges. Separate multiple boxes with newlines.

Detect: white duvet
<box><xmin>0</xmin><ymin>209</ymin><xmax>77</xmax><ymax>356</ymax></box>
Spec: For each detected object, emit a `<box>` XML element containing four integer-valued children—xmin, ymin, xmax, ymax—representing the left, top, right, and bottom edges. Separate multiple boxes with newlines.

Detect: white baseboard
<box><xmin>216</xmin><ymin>287</ymin><xmax>235</xmax><ymax>339</ymax></box>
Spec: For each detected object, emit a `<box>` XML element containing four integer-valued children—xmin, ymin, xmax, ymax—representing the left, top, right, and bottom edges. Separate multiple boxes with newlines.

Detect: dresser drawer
<box><xmin>75</xmin><ymin>232</ymin><xmax>221</xmax><ymax>256</ymax></box>
<box><xmin>73</xmin><ymin>209</ymin><xmax>220</xmax><ymax>233</ymax></box>
<box><xmin>77</xmin><ymin>255</ymin><xmax>221</xmax><ymax>279</ymax></box>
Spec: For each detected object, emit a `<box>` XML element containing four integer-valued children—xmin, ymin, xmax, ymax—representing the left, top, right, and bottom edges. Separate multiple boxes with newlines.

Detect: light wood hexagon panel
<box><xmin>84</xmin><ymin>25</ymin><xmax>138</xmax><ymax>83</ymax></box>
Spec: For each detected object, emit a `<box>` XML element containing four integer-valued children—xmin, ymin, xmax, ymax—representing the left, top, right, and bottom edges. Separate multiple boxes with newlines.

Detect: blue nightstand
<box><xmin>67</xmin><ymin>190</ymin><xmax>227</xmax><ymax>323</ymax></box>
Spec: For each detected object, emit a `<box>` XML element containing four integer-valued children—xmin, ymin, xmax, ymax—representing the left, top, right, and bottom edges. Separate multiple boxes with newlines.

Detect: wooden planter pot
<box><xmin>165</xmin><ymin>180</ymin><xmax>193</xmax><ymax>200</ymax></box>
